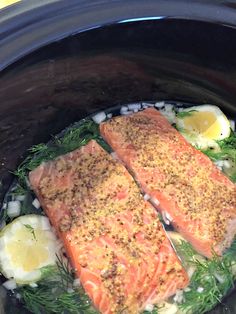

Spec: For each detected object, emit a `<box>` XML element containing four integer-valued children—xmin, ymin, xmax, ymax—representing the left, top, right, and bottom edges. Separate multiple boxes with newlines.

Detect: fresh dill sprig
<box><xmin>18</xmin><ymin>255</ymin><xmax>97</xmax><ymax>314</ymax></box>
<box><xmin>176</xmin><ymin>241</ymin><xmax>235</xmax><ymax>314</ymax></box>
<box><xmin>200</xmin><ymin>131</ymin><xmax>236</xmax><ymax>182</ymax></box>
<box><xmin>9</xmin><ymin>184</ymin><xmax>26</xmax><ymax>196</ymax></box>
<box><xmin>176</xmin><ymin>110</ymin><xmax>197</xmax><ymax>119</ymax></box>
<box><xmin>23</xmin><ymin>224</ymin><xmax>36</xmax><ymax>240</ymax></box>
<box><xmin>14</xmin><ymin>120</ymin><xmax>109</xmax><ymax>188</ymax></box>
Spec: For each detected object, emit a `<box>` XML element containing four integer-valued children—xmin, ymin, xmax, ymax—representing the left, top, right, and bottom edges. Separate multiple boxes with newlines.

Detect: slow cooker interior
<box><xmin>1</xmin><ymin>18</ymin><xmax>236</xmax><ymax>313</ymax></box>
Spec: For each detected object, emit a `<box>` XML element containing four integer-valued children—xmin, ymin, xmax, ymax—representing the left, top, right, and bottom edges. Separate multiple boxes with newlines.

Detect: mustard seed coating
<box><xmin>33</xmin><ymin>140</ymin><xmax>188</xmax><ymax>313</ymax></box>
<box><xmin>100</xmin><ymin>109</ymin><xmax>236</xmax><ymax>255</ymax></box>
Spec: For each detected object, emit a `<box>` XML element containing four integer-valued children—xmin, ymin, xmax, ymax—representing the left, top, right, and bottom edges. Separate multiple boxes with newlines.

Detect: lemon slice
<box><xmin>0</xmin><ymin>215</ymin><xmax>59</xmax><ymax>284</ymax></box>
<box><xmin>176</xmin><ymin>105</ymin><xmax>231</xmax><ymax>148</ymax></box>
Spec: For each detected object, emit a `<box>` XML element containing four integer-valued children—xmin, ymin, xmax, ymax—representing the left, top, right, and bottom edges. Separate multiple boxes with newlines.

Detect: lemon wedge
<box><xmin>0</xmin><ymin>215</ymin><xmax>59</xmax><ymax>284</ymax></box>
<box><xmin>176</xmin><ymin>105</ymin><xmax>231</xmax><ymax>148</ymax></box>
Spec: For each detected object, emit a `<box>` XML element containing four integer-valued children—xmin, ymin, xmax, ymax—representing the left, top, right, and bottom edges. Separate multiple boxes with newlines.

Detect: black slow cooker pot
<box><xmin>0</xmin><ymin>0</ymin><xmax>236</xmax><ymax>313</ymax></box>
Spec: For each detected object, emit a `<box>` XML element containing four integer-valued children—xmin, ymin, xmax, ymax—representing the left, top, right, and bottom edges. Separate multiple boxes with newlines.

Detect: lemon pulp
<box><xmin>6</xmin><ymin>228</ymin><xmax>50</xmax><ymax>272</ymax></box>
<box><xmin>176</xmin><ymin>105</ymin><xmax>231</xmax><ymax>148</ymax></box>
<box><xmin>183</xmin><ymin>111</ymin><xmax>223</xmax><ymax>140</ymax></box>
<box><xmin>0</xmin><ymin>215</ymin><xmax>59</xmax><ymax>284</ymax></box>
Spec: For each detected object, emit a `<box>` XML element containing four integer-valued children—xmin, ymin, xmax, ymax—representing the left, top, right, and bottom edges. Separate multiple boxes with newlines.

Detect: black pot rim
<box><xmin>1</xmin><ymin>0</ymin><xmax>236</xmax><ymax>71</ymax></box>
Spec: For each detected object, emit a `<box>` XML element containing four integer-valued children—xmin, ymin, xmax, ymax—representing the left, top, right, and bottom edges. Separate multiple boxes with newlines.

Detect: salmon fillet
<box><xmin>29</xmin><ymin>140</ymin><xmax>188</xmax><ymax>314</ymax></box>
<box><xmin>100</xmin><ymin>108</ymin><xmax>236</xmax><ymax>258</ymax></box>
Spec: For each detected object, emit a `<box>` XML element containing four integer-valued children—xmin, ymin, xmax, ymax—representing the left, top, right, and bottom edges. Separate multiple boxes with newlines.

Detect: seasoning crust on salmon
<box><xmin>100</xmin><ymin>108</ymin><xmax>236</xmax><ymax>258</ymax></box>
<box><xmin>29</xmin><ymin>140</ymin><xmax>188</xmax><ymax>314</ymax></box>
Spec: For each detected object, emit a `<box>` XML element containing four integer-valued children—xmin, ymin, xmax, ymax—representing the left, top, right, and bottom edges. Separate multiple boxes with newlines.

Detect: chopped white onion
<box><xmin>133</xmin><ymin>108</ymin><xmax>139</xmax><ymax>113</ymax></box>
<box><xmin>144</xmin><ymin>194</ymin><xmax>150</xmax><ymax>201</ymax></box>
<box><xmin>121</xmin><ymin>111</ymin><xmax>133</xmax><ymax>115</ymax></box>
<box><xmin>25</xmin><ymin>178</ymin><xmax>31</xmax><ymax>188</ymax></box>
<box><xmin>92</xmin><ymin>111</ymin><xmax>106</xmax><ymax>124</ymax></box>
<box><xmin>16</xmin><ymin>293</ymin><xmax>21</xmax><ymax>300</ymax></box>
<box><xmin>197</xmin><ymin>286</ymin><xmax>204</xmax><ymax>293</ymax></box>
<box><xmin>128</xmin><ymin>103</ymin><xmax>141</xmax><ymax>110</ymax></box>
<box><xmin>142</xmin><ymin>104</ymin><xmax>149</xmax><ymax>109</ymax></box>
<box><xmin>159</xmin><ymin>108</ymin><xmax>176</xmax><ymax>124</ymax></box>
<box><xmin>120</xmin><ymin>106</ymin><xmax>128</xmax><ymax>114</ymax></box>
<box><xmin>0</xmin><ymin>221</ymin><xmax>6</xmax><ymax>230</ymax></box>
<box><xmin>67</xmin><ymin>287</ymin><xmax>74</xmax><ymax>293</ymax></box>
<box><xmin>214</xmin><ymin>160</ymin><xmax>224</xmax><ymax>170</ymax></box>
<box><xmin>15</xmin><ymin>195</ymin><xmax>26</xmax><ymax>201</ymax></box>
<box><xmin>2</xmin><ymin>279</ymin><xmax>17</xmax><ymax>290</ymax></box>
<box><xmin>229</xmin><ymin>119</ymin><xmax>235</xmax><ymax>131</ymax></box>
<box><xmin>173</xmin><ymin>289</ymin><xmax>184</xmax><ymax>303</ymax></box>
<box><xmin>7</xmin><ymin>201</ymin><xmax>21</xmax><ymax>218</ymax></box>
<box><xmin>154</xmin><ymin>101</ymin><xmax>165</xmax><ymax>108</ymax></box>
<box><xmin>73</xmin><ymin>278</ymin><xmax>81</xmax><ymax>287</ymax></box>
<box><xmin>187</xmin><ymin>266</ymin><xmax>196</xmax><ymax>279</ymax></box>
<box><xmin>29</xmin><ymin>283</ymin><xmax>38</xmax><ymax>288</ymax></box>
<box><xmin>32</xmin><ymin>198</ymin><xmax>41</xmax><ymax>209</ymax></box>
<box><xmin>164</xmin><ymin>104</ymin><xmax>174</xmax><ymax>111</ymax></box>
<box><xmin>107</xmin><ymin>113</ymin><xmax>112</xmax><ymax>119</ymax></box>
<box><xmin>142</xmin><ymin>102</ymin><xmax>155</xmax><ymax>107</ymax></box>
<box><xmin>144</xmin><ymin>304</ymin><xmax>154</xmax><ymax>312</ymax></box>
<box><xmin>214</xmin><ymin>272</ymin><xmax>225</xmax><ymax>284</ymax></box>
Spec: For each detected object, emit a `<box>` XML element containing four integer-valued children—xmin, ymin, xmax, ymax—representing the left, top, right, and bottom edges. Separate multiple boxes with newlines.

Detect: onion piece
<box><xmin>187</xmin><ymin>266</ymin><xmax>196</xmax><ymax>279</ymax></box>
<box><xmin>92</xmin><ymin>111</ymin><xmax>106</xmax><ymax>124</ymax></box>
<box><xmin>173</xmin><ymin>289</ymin><xmax>184</xmax><ymax>303</ymax></box>
<box><xmin>7</xmin><ymin>201</ymin><xmax>21</xmax><ymax>218</ymax></box>
<box><xmin>0</xmin><ymin>221</ymin><xmax>6</xmax><ymax>230</ymax></box>
<box><xmin>144</xmin><ymin>304</ymin><xmax>154</xmax><ymax>312</ymax></box>
<box><xmin>229</xmin><ymin>119</ymin><xmax>235</xmax><ymax>131</ymax></box>
<box><xmin>120</xmin><ymin>106</ymin><xmax>128</xmax><ymax>114</ymax></box>
<box><xmin>128</xmin><ymin>103</ymin><xmax>141</xmax><ymax>110</ymax></box>
<box><xmin>2</xmin><ymin>279</ymin><xmax>17</xmax><ymax>290</ymax></box>
<box><xmin>15</xmin><ymin>195</ymin><xmax>26</xmax><ymax>202</ymax></box>
<box><xmin>29</xmin><ymin>283</ymin><xmax>38</xmax><ymax>288</ymax></box>
<box><xmin>214</xmin><ymin>272</ymin><xmax>225</xmax><ymax>284</ymax></box>
<box><xmin>142</xmin><ymin>102</ymin><xmax>155</xmax><ymax>107</ymax></box>
<box><xmin>73</xmin><ymin>278</ymin><xmax>81</xmax><ymax>287</ymax></box>
<box><xmin>32</xmin><ymin>198</ymin><xmax>41</xmax><ymax>209</ymax></box>
<box><xmin>197</xmin><ymin>286</ymin><xmax>204</xmax><ymax>293</ymax></box>
<box><xmin>121</xmin><ymin>111</ymin><xmax>133</xmax><ymax>115</ymax></box>
<box><xmin>16</xmin><ymin>293</ymin><xmax>21</xmax><ymax>300</ymax></box>
<box><xmin>107</xmin><ymin>113</ymin><xmax>112</xmax><ymax>119</ymax></box>
<box><xmin>67</xmin><ymin>287</ymin><xmax>74</xmax><ymax>293</ymax></box>
<box><xmin>154</xmin><ymin>101</ymin><xmax>165</xmax><ymax>108</ymax></box>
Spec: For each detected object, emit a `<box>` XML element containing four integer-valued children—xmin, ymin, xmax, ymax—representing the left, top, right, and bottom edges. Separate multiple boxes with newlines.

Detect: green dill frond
<box><xmin>13</xmin><ymin>119</ymin><xmax>109</xmax><ymax>187</ymax></box>
<box><xmin>176</xmin><ymin>241</ymin><xmax>235</xmax><ymax>314</ymax></box>
<box><xmin>23</xmin><ymin>224</ymin><xmax>36</xmax><ymax>240</ymax></box>
<box><xmin>176</xmin><ymin>110</ymin><xmax>197</xmax><ymax>119</ymax></box>
<box><xmin>18</xmin><ymin>255</ymin><xmax>96</xmax><ymax>314</ymax></box>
